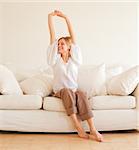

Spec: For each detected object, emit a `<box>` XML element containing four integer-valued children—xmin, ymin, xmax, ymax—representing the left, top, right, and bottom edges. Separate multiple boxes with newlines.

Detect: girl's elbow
<box><xmin>78</xmin><ymin>61</ymin><xmax>82</xmax><ymax>65</ymax></box>
<box><xmin>47</xmin><ymin>60</ymin><xmax>55</xmax><ymax>66</ymax></box>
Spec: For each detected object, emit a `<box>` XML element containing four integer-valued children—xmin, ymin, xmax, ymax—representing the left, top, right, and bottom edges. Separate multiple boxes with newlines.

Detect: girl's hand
<box><xmin>54</xmin><ymin>10</ymin><xmax>66</xmax><ymax>18</ymax></box>
<box><xmin>48</xmin><ymin>11</ymin><xmax>56</xmax><ymax>16</ymax></box>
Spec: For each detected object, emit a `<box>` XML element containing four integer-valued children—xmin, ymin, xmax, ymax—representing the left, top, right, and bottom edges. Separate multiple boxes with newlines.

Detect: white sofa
<box><xmin>0</xmin><ymin>63</ymin><xmax>138</xmax><ymax>132</ymax></box>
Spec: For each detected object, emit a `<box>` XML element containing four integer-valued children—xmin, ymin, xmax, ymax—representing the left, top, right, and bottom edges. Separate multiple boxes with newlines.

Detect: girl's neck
<box><xmin>61</xmin><ymin>52</ymin><xmax>69</xmax><ymax>63</ymax></box>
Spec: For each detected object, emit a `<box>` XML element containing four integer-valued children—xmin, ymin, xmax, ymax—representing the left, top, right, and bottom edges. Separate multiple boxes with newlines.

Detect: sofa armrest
<box><xmin>132</xmin><ymin>84</ymin><xmax>139</xmax><ymax>109</ymax></box>
<box><xmin>132</xmin><ymin>84</ymin><xmax>139</xmax><ymax>110</ymax></box>
<box><xmin>132</xmin><ymin>84</ymin><xmax>139</xmax><ymax>98</ymax></box>
<box><xmin>131</xmin><ymin>84</ymin><xmax>139</xmax><ymax>131</ymax></box>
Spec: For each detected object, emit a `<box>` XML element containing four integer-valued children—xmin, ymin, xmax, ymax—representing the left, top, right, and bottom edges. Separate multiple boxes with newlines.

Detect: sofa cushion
<box><xmin>0</xmin><ymin>65</ymin><xmax>23</xmax><ymax>95</ymax></box>
<box><xmin>90</xmin><ymin>96</ymin><xmax>136</xmax><ymax>110</ymax></box>
<box><xmin>43</xmin><ymin>96</ymin><xmax>65</xmax><ymax>112</ymax></box>
<box><xmin>78</xmin><ymin>63</ymin><xmax>107</xmax><ymax>99</ymax></box>
<box><xmin>20</xmin><ymin>73</ymin><xmax>53</xmax><ymax>97</ymax></box>
<box><xmin>107</xmin><ymin>65</ymin><xmax>139</xmax><ymax>96</ymax></box>
<box><xmin>2</xmin><ymin>62</ymin><xmax>44</xmax><ymax>82</ymax></box>
<box><xmin>0</xmin><ymin>95</ymin><xmax>42</xmax><ymax>109</ymax></box>
<box><xmin>43</xmin><ymin>95</ymin><xmax>136</xmax><ymax>112</ymax></box>
<box><xmin>105</xmin><ymin>65</ymin><xmax>123</xmax><ymax>80</ymax></box>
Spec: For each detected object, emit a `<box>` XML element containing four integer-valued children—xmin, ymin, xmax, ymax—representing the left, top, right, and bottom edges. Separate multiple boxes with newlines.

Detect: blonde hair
<box><xmin>58</xmin><ymin>36</ymin><xmax>72</xmax><ymax>49</ymax></box>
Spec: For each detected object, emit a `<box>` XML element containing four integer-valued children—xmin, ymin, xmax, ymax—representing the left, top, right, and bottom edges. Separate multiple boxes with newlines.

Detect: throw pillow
<box><xmin>78</xmin><ymin>63</ymin><xmax>107</xmax><ymax>99</ymax></box>
<box><xmin>107</xmin><ymin>65</ymin><xmax>139</xmax><ymax>95</ymax></box>
<box><xmin>106</xmin><ymin>65</ymin><xmax>123</xmax><ymax>80</ymax></box>
<box><xmin>20</xmin><ymin>73</ymin><xmax>53</xmax><ymax>97</ymax></box>
<box><xmin>0</xmin><ymin>65</ymin><xmax>23</xmax><ymax>95</ymax></box>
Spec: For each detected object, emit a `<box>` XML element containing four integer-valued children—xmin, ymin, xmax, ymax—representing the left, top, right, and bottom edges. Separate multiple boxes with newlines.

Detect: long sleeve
<box><xmin>70</xmin><ymin>44</ymin><xmax>82</xmax><ymax>65</ymax></box>
<box><xmin>47</xmin><ymin>40</ymin><xmax>59</xmax><ymax>66</ymax></box>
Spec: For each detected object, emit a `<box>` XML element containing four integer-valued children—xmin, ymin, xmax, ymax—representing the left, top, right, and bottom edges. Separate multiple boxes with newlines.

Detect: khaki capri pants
<box><xmin>53</xmin><ymin>88</ymin><xmax>93</xmax><ymax>121</ymax></box>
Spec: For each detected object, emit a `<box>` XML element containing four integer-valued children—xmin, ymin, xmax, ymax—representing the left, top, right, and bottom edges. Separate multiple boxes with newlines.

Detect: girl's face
<box><xmin>58</xmin><ymin>38</ymin><xmax>69</xmax><ymax>54</ymax></box>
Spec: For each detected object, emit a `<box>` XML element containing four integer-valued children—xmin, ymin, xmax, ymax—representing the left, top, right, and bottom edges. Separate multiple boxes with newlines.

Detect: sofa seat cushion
<box><xmin>90</xmin><ymin>96</ymin><xmax>136</xmax><ymax>110</ymax></box>
<box><xmin>43</xmin><ymin>96</ymin><xmax>136</xmax><ymax>112</ymax></box>
<box><xmin>0</xmin><ymin>95</ymin><xmax>42</xmax><ymax>110</ymax></box>
<box><xmin>43</xmin><ymin>96</ymin><xmax>65</xmax><ymax>112</ymax></box>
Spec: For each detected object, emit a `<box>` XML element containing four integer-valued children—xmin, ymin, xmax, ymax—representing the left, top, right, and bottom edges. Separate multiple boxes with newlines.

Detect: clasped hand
<box><xmin>49</xmin><ymin>10</ymin><xmax>66</xmax><ymax>19</ymax></box>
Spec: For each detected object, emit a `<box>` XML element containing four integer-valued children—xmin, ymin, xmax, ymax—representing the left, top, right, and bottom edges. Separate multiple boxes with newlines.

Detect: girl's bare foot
<box><xmin>89</xmin><ymin>130</ymin><xmax>104</xmax><ymax>142</ymax></box>
<box><xmin>76</xmin><ymin>126</ymin><xmax>89</xmax><ymax>139</ymax></box>
<box><xmin>78</xmin><ymin>132</ymin><xmax>89</xmax><ymax>139</ymax></box>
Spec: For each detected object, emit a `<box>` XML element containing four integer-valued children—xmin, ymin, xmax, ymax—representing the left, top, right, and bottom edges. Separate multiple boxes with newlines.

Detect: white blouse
<box><xmin>47</xmin><ymin>40</ymin><xmax>82</xmax><ymax>93</ymax></box>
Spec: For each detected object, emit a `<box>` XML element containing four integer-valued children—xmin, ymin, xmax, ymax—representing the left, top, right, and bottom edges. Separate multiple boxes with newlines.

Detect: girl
<box><xmin>47</xmin><ymin>10</ymin><xmax>104</xmax><ymax>142</ymax></box>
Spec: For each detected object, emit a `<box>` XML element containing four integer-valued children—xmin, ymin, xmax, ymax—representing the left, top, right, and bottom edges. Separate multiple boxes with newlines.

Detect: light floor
<box><xmin>0</xmin><ymin>130</ymin><xmax>138</xmax><ymax>150</ymax></box>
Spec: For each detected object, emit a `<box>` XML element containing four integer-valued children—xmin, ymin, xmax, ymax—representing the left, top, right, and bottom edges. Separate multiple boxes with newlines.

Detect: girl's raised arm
<box><xmin>48</xmin><ymin>12</ymin><xmax>56</xmax><ymax>44</ymax></box>
<box><xmin>55</xmin><ymin>10</ymin><xmax>76</xmax><ymax>44</ymax></box>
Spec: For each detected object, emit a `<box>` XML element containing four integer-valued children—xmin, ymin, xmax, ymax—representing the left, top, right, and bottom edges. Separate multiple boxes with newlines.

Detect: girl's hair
<box><xmin>58</xmin><ymin>36</ymin><xmax>72</xmax><ymax>49</ymax></box>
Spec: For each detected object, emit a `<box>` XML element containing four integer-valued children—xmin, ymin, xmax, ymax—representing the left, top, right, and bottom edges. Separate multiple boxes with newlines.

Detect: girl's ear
<box><xmin>68</xmin><ymin>49</ymin><xmax>71</xmax><ymax>57</ymax></box>
<box><xmin>68</xmin><ymin>45</ymin><xmax>71</xmax><ymax>50</ymax></box>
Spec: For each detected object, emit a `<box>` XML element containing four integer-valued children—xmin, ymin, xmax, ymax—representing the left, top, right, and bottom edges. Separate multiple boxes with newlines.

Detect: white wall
<box><xmin>0</xmin><ymin>5</ymin><xmax>3</xmax><ymax>63</ymax></box>
<box><xmin>137</xmin><ymin>2</ymin><xmax>139</xmax><ymax>64</ymax></box>
<box><xmin>1</xmin><ymin>2</ymin><xmax>138</xmax><ymax>69</ymax></box>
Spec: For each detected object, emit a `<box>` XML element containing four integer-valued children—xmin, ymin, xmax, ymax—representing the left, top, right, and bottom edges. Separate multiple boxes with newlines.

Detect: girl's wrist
<box><xmin>49</xmin><ymin>12</ymin><xmax>55</xmax><ymax>16</ymax></box>
<box><xmin>63</xmin><ymin>15</ymin><xmax>68</xmax><ymax>19</ymax></box>
<box><xmin>48</xmin><ymin>14</ymin><xmax>52</xmax><ymax>17</ymax></box>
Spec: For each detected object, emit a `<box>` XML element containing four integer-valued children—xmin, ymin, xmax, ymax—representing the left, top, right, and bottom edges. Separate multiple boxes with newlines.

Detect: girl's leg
<box><xmin>87</xmin><ymin>117</ymin><xmax>104</xmax><ymax>142</ymax></box>
<box><xmin>70</xmin><ymin>113</ymin><xmax>89</xmax><ymax>139</ymax></box>
<box><xmin>54</xmin><ymin>88</ymin><xmax>88</xmax><ymax>139</ymax></box>
<box><xmin>75</xmin><ymin>90</ymin><xmax>104</xmax><ymax>142</ymax></box>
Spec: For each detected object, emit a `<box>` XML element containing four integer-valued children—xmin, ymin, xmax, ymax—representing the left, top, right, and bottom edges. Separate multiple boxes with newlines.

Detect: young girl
<box><xmin>47</xmin><ymin>10</ymin><xmax>104</xmax><ymax>142</ymax></box>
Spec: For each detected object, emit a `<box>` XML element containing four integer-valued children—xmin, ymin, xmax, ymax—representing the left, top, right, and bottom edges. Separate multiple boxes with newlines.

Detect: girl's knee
<box><xmin>61</xmin><ymin>88</ymin><xmax>74</xmax><ymax>94</ymax></box>
<box><xmin>76</xmin><ymin>90</ymin><xmax>87</xmax><ymax>97</ymax></box>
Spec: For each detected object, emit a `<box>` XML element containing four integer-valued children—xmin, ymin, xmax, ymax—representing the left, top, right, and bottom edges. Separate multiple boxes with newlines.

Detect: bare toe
<box><xmin>78</xmin><ymin>132</ymin><xmax>89</xmax><ymax>139</ymax></box>
<box><xmin>89</xmin><ymin>130</ymin><xmax>104</xmax><ymax>142</ymax></box>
